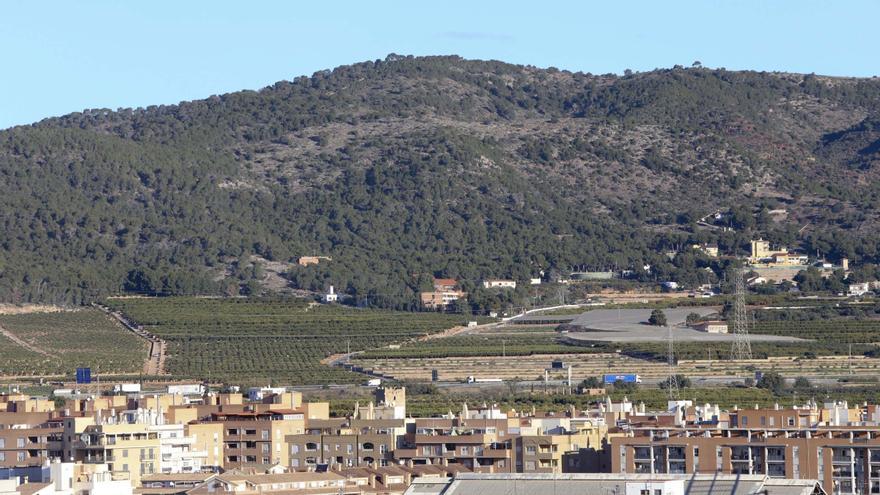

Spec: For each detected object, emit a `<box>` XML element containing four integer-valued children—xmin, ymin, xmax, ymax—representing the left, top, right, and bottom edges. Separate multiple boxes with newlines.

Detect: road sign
<box><xmin>75</xmin><ymin>367</ymin><xmax>91</xmax><ymax>384</ymax></box>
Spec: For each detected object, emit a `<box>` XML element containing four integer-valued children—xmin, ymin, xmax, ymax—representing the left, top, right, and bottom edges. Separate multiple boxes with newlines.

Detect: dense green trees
<box><xmin>1</xmin><ymin>55</ymin><xmax>880</xmax><ymax>306</ymax></box>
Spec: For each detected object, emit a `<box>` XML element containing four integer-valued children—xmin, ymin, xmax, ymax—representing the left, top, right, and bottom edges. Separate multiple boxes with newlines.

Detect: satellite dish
<box><xmin>80</xmin><ymin>433</ymin><xmax>90</xmax><ymax>444</ymax></box>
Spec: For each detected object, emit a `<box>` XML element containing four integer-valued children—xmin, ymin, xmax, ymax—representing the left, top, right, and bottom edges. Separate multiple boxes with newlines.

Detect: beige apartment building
<box><xmin>66</xmin><ymin>420</ymin><xmax>161</xmax><ymax>487</ymax></box>
<box><xmin>208</xmin><ymin>409</ymin><xmax>306</xmax><ymax>468</ymax></box>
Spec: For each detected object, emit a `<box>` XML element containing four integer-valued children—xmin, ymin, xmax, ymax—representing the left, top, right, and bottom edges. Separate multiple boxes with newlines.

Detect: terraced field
<box><xmin>358</xmin><ymin>351</ymin><xmax>880</xmax><ymax>384</ymax></box>
<box><xmin>0</xmin><ymin>309</ymin><xmax>148</xmax><ymax>377</ymax></box>
<box><xmin>105</xmin><ymin>297</ymin><xmax>470</xmax><ymax>385</ymax></box>
<box><xmin>359</xmin><ymin>326</ymin><xmax>598</xmax><ymax>359</ymax></box>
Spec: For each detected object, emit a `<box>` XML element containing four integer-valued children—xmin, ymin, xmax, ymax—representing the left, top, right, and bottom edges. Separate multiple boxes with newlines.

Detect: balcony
<box><xmin>479</xmin><ymin>448</ymin><xmax>511</xmax><ymax>459</ymax></box>
<box><xmin>415</xmin><ymin>434</ymin><xmax>490</xmax><ymax>445</ymax></box>
<box><xmin>393</xmin><ymin>449</ymin><xmax>417</xmax><ymax>458</ymax></box>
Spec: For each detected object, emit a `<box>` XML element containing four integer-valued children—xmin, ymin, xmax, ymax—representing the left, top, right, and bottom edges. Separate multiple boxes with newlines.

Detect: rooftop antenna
<box><xmin>666</xmin><ymin>325</ymin><xmax>679</xmax><ymax>399</ymax></box>
<box><xmin>730</xmin><ymin>267</ymin><xmax>753</xmax><ymax>361</ymax></box>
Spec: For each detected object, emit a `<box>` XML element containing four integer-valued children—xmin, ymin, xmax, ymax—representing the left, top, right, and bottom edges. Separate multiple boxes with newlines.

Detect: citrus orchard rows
<box><xmin>0</xmin><ymin>309</ymin><xmax>147</xmax><ymax>376</ymax></box>
<box><xmin>105</xmin><ymin>297</ymin><xmax>470</xmax><ymax>385</ymax></box>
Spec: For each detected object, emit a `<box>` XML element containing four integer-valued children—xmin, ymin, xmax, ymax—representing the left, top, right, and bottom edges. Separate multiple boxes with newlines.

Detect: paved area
<box><xmin>565</xmin><ymin>308</ymin><xmax>806</xmax><ymax>343</ymax></box>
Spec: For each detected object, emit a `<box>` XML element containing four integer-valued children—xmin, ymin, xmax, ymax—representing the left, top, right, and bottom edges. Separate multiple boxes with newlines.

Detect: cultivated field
<box><xmin>358</xmin><ymin>326</ymin><xmax>596</xmax><ymax>359</ymax></box>
<box><xmin>0</xmin><ymin>309</ymin><xmax>148</xmax><ymax>377</ymax></box>
<box><xmin>105</xmin><ymin>297</ymin><xmax>471</xmax><ymax>385</ymax></box>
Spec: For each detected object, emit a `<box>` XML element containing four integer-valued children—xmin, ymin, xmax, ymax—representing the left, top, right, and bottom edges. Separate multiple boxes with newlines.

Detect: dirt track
<box><xmin>92</xmin><ymin>304</ymin><xmax>167</xmax><ymax>375</ymax></box>
<box><xmin>0</xmin><ymin>322</ymin><xmax>56</xmax><ymax>358</ymax></box>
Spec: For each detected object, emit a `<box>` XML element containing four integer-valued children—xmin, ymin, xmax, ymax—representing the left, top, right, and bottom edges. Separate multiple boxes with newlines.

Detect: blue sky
<box><xmin>2</xmin><ymin>0</ymin><xmax>877</xmax><ymax>129</ymax></box>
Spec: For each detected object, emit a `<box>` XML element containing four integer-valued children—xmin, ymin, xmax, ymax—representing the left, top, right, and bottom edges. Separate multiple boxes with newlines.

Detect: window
<box><xmin>788</xmin><ymin>417</ymin><xmax>795</xmax><ymax>427</ymax></box>
<box><xmin>461</xmin><ymin>447</ymin><xmax>470</xmax><ymax>455</ymax></box>
<box><xmin>122</xmin><ymin>464</ymin><xmax>128</xmax><ymax>472</ymax></box>
<box><xmin>17</xmin><ymin>438</ymin><xmax>25</xmax><ymax>448</ymax></box>
<box><xmin>245</xmin><ymin>429</ymin><xmax>257</xmax><ymax>436</ymax></box>
<box><xmin>227</xmin><ymin>429</ymin><xmax>238</xmax><ymax>435</ymax></box>
<box><xmin>526</xmin><ymin>446</ymin><xmax>537</xmax><ymax>454</ymax></box>
<box><xmin>0</xmin><ymin>453</ymin><xmax>4</xmax><ymax>462</ymax></box>
<box><xmin>262</xmin><ymin>430</ymin><xmax>269</xmax><ymax>440</ymax></box>
<box><xmin>0</xmin><ymin>439</ymin><xmax>4</xmax><ymax>448</ymax></box>
<box><xmin>292</xmin><ymin>445</ymin><xmax>299</xmax><ymax>454</ymax></box>
<box><xmin>742</xmin><ymin>417</ymin><xmax>748</xmax><ymax>426</ymax></box>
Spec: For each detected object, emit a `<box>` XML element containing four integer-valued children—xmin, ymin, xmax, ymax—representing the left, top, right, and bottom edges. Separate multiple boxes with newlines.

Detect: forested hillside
<box><xmin>2</xmin><ymin>55</ymin><xmax>880</xmax><ymax>307</ymax></box>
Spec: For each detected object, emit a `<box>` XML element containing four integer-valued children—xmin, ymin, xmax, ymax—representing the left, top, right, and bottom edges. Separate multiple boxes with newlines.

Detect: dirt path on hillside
<box><xmin>0</xmin><ymin>322</ymin><xmax>57</xmax><ymax>358</ymax></box>
<box><xmin>92</xmin><ymin>304</ymin><xmax>167</xmax><ymax>375</ymax></box>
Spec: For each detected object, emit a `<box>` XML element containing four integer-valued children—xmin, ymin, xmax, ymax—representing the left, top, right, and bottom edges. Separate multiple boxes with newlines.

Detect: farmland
<box><xmin>0</xmin><ymin>309</ymin><xmax>148</xmax><ymax>377</ymax></box>
<box><xmin>104</xmin><ymin>297</ymin><xmax>470</xmax><ymax>385</ymax></box>
<box><xmin>358</xmin><ymin>326</ymin><xmax>599</xmax><ymax>359</ymax></box>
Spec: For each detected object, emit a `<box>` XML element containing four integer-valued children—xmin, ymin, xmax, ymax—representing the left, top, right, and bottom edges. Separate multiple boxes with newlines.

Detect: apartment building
<box><xmin>287</xmin><ymin>418</ymin><xmax>403</xmax><ymax>469</ymax></box>
<box><xmin>0</xmin><ymin>412</ymin><xmax>63</xmax><ymax>471</ymax></box>
<box><xmin>611</xmin><ymin>402</ymin><xmax>880</xmax><ymax>494</ymax></box>
<box><xmin>150</xmin><ymin>423</ymin><xmax>207</xmax><ymax>474</ymax></box>
<box><xmin>210</xmin><ymin>409</ymin><xmax>305</xmax><ymax>468</ymax></box>
<box><xmin>405</xmin><ymin>417</ymin><xmax>517</xmax><ymax>473</ymax></box>
<box><xmin>67</xmin><ymin>420</ymin><xmax>161</xmax><ymax>487</ymax></box>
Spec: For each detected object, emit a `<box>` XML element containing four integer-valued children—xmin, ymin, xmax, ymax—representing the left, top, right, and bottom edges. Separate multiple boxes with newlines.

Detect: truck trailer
<box><xmin>603</xmin><ymin>374</ymin><xmax>642</xmax><ymax>384</ymax></box>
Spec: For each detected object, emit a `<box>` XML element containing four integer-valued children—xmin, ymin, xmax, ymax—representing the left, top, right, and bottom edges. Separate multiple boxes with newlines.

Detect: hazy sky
<box><xmin>2</xmin><ymin>0</ymin><xmax>877</xmax><ymax>129</ymax></box>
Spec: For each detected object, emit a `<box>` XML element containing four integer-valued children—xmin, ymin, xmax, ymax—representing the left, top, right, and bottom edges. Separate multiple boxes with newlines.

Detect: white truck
<box><xmin>113</xmin><ymin>383</ymin><xmax>141</xmax><ymax>393</ymax></box>
<box><xmin>366</xmin><ymin>378</ymin><xmax>382</xmax><ymax>387</ymax></box>
<box><xmin>466</xmin><ymin>376</ymin><xmax>503</xmax><ymax>384</ymax></box>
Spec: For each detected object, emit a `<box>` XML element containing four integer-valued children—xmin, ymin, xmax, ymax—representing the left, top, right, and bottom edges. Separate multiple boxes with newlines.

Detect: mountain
<box><xmin>2</xmin><ymin>55</ymin><xmax>880</xmax><ymax>307</ymax></box>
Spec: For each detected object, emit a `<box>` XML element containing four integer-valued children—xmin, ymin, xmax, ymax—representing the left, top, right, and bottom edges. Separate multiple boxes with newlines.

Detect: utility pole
<box><xmin>849</xmin><ymin>343</ymin><xmax>853</xmax><ymax>375</ymax></box>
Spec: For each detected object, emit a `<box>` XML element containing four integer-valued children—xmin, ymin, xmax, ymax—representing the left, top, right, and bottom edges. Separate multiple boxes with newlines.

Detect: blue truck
<box><xmin>603</xmin><ymin>373</ymin><xmax>642</xmax><ymax>384</ymax></box>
